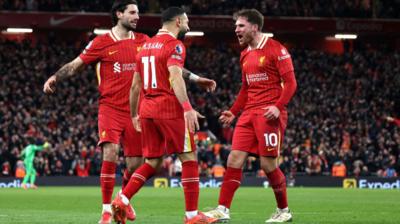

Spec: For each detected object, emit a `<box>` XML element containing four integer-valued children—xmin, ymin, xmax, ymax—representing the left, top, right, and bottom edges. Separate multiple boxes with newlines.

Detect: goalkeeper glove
<box><xmin>43</xmin><ymin>142</ymin><xmax>50</xmax><ymax>148</ymax></box>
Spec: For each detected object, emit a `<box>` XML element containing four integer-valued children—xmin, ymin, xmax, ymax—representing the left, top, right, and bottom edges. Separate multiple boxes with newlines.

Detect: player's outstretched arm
<box><xmin>130</xmin><ymin>72</ymin><xmax>142</xmax><ymax>132</ymax></box>
<box><xmin>43</xmin><ymin>56</ymin><xmax>85</xmax><ymax>94</ymax></box>
<box><xmin>33</xmin><ymin>144</ymin><xmax>45</xmax><ymax>152</ymax></box>
<box><xmin>182</xmin><ymin>68</ymin><xmax>216</xmax><ymax>92</ymax></box>
<box><xmin>169</xmin><ymin>65</ymin><xmax>199</xmax><ymax>133</ymax></box>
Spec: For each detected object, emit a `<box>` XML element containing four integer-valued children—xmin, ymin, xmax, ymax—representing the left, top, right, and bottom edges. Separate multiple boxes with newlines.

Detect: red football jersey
<box><xmin>79</xmin><ymin>29</ymin><xmax>149</xmax><ymax>112</ymax></box>
<box><xmin>238</xmin><ymin>35</ymin><xmax>294</xmax><ymax>112</ymax></box>
<box><xmin>135</xmin><ymin>29</ymin><xmax>186</xmax><ymax>119</ymax></box>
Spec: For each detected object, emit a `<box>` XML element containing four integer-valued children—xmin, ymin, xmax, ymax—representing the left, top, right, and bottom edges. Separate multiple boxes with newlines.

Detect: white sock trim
<box><xmin>217</xmin><ymin>205</ymin><xmax>229</xmax><ymax>213</ymax></box>
<box><xmin>121</xmin><ymin>194</ymin><xmax>129</xmax><ymax>205</ymax></box>
<box><xmin>102</xmin><ymin>204</ymin><xmax>112</xmax><ymax>213</ymax></box>
<box><xmin>185</xmin><ymin>210</ymin><xmax>198</xmax><ymax>219</ymax></box>
<box><xmin>279</xmin><ymin>207</ymin><xmax>289</xmax><ymax>212</ymax></box>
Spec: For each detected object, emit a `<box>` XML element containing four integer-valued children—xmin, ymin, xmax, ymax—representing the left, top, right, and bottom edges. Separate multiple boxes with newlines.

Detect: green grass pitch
<box><xmin>0</xmin><ymin>187</ymin><xmax>399</xmax><ymax>223</ymax></box>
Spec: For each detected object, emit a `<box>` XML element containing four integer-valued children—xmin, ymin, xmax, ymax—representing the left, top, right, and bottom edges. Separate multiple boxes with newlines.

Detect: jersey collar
<box><xmin>109</xmin><ymin>27</ymin><xmax>135</xmax><ymax>42</ymax></box>
<box><xmin>247</xmin><ymin>33</ymin><xmax>268</xmax><ymax>51</ymax></box>
<box><xmin>156</xmin><ymin>29</ymin><xmax>176</xmax><ymax>38</ymax></box>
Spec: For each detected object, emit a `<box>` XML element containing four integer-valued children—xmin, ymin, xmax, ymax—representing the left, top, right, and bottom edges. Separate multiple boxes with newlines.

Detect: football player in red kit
<box><xmin>110</xmin><ymin>7</ymin><xmax>217</xmax><ymax>224</ymax></box>
<box><xmin>43</xmin><ymin>1</ymin><xmax>216</xmax><ymax>224</ymax></box>
<box><xmin>204</xmin><ymin>9</ymin><xmax>297</xmax><ymax>223</ymax></box>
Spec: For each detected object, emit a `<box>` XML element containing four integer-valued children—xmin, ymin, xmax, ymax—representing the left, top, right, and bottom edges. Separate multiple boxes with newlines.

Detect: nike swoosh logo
<box><xmin>50</xmin><ymin>16</ymin><xmax>75</xmax><ymax>26</ymax></box>
<box><xmin>108</xmin><ymin>50</ymin><xmax>118</xmax><ymax>55</ymax></box>
<box><xmin>267</xmin><ymin>148</ymin><xmax>275</xmax><ymax>151</ymax></box>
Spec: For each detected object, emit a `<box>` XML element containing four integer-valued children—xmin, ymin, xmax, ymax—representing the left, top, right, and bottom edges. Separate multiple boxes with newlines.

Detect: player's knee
<box><xmin>145</xmin><ymin>158</ymin><xmax>163</xmax><ymax>171</ymax></box>
<box><xmin>260</xmin><ymin>156</ymin><xmax>278</xmax><ymax>173</ymax></box>
<box><xmin>102</xmin><ymin>143</ymin><xmax>119</xmax><ymax>162</ymax></box>
<box><xmin>177</xmin><ymin>151</ymin><xmax>197</xmax><ymax>163</ymax></box>
<box><xmin>125</xmin><ymin>165</ymin><xmax>136</xmax><ymax>174</ymax></box>
<box><xmin>227</xmin><ymin>150</ymin><xmax>247</xmax><ymax>168</ymax></box>
<box><xmin>126</xmin><ymin>157</ymin><xmax>144</xmax><ymax>173</ymax></box>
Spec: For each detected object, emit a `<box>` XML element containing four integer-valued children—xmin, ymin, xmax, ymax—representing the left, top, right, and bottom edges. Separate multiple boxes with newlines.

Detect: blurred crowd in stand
<box><xmin>0</xmin><ymin>36</ymin><xmax>399</xmax><ymax>179</ymax></box>
<box><xmin>1</xmin><ymin>0</ymin><xmax>399</xmax><ymax>18</ymax></box>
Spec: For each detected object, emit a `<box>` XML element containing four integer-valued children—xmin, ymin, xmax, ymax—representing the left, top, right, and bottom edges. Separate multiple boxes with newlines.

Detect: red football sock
<box><xmin>122</xmin><ymin>163</ymin><xmax>156</xmax><ymax>200</ymax></box>
<box><xmin>218</xmin><ymin>167</ymin><xmax>242</xmax><ymax>208</ymax></box>
<box><xmin>181</xmin><ymin>160</ymin><xmax>200</xmax><ymax>211</ymax></box>
<box><xmin>100</xmin><ymin>161</ymin><xmax>116</xmax><ymax>204</ymax></box>
<box><xmin>266</xmin><ymin>168</ymin><xmax>288</xmax><ymax>209</ymax></box>
<box><xmin>122</xmin><ymin>169</ymin><xmax>132</xmax><ymax>190</ymax></box>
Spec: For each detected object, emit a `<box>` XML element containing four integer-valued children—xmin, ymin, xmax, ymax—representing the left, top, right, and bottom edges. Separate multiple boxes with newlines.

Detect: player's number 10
<box><xmin>142</xmin><ymin>56</ymin><xmax>157</xmax><ymax>89</ymax></box>
<box><xmin>264</xmin><ymin>133</ymin><xmax>278</xmax><ymax>147</ymax></box>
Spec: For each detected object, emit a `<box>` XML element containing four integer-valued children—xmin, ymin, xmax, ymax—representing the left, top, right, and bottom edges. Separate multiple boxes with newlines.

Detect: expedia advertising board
<box><xmin>342</xmin><ymin>178</ymin><xmax>400</xmax><ymax>189</ymax></box>
<box><xmin>152</xmin><ymin>177</ymin><xmax>266</xmax><ymax>188</ymax></box>
<box><xmin>0</xmin><ymin>177</ymin><xmax>399</xmax><ymax>189</ymax></box>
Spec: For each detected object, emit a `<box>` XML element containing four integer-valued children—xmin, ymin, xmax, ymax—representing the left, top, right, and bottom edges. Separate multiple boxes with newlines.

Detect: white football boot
<box><xmin>265</xmin><ymin>208</ymin><xmax>293</xmax><ymax>223</ymax></box>
<box><xmin>203</xmin><ymin>205</ymin><xmax>230</xmax><ymax>223</ymax></box>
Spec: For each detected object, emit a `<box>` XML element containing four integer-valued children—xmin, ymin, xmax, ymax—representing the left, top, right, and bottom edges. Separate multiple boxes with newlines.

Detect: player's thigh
<box><xmin>156</xmin><ymin>118</ymin><xmax>196</xmax><ymax>155</ymax></box>
<box><xmin>24</xmin><ymin>162</ymin><xmax>33</xmax><ymax>171</ymax></box>
<box><xmin>253</xmin><ymin>114</ymin><xmax>285</xmax><ymax>157</ymax></box>
<box><xmin>140</xmin><ymin>118</ymin><xmax>165</xmax><ymax>158</ymax></box>
<box><xmin>97</xmin><ymin>112</ymin><xmax>123</xmax><ymax>146</ymax></box>
<box><xmin>232</xmin><ymin>112</ymin><xmax>258</xmax><ymax>154</ymax></box>
<box><xmin>121</xmin><ymin>115</ymin><xmax>142</xmax><ymax>157</ymax></box>
<box><xmin>27</xmin><ymin>166</ymin><xmax>35</xmax><ymax>175</ymax></box>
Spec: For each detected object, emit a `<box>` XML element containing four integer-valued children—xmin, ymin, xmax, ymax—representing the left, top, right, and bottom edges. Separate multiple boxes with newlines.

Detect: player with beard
<box><xmin>43</xmin><ymin>1</ymin><xmax>216</xmax><ymax>224</ymax></box>
<box><xmin>110</xmin><ymin>7</ymin><xmax>218</xmax><ymax>224</ymax></box>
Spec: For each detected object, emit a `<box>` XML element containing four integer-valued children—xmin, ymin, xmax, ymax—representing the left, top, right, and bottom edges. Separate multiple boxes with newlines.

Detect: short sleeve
<box><xmin>79</xmin><ymin>37</ymin><xmax>103</xmax><ymax>65</ymax></box>
<box><xmin>166</xmin><ymin>41</ymin><xmax>186</xmax><ymax>68</ymax></box>
<box><xmin>274</xmin><ymin>44</ymin><xmax>294</xmax><ymax>75</ymax></box>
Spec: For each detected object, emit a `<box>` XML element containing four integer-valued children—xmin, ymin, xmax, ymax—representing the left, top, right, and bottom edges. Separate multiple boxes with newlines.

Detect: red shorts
<box><xmin>232</xmin><ymin>110</ymin><xmax>287</xmax><ymax>157</ymax></box>
<box><xmin>140</xmin><ymin>118</ymin><xmax>196</xmax><ymax>158</ymax></box>
<box><xmin>98</xmin><ymin>105</ymin><xmax>142</xmax><ymax>157</ymax></box>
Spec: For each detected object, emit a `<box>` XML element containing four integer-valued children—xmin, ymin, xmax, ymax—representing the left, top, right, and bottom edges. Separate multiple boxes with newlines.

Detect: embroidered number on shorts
<box><xmin>264</xmin><ymin>133</ymin><xmax>278</xmax><ymax>147</ymax></box>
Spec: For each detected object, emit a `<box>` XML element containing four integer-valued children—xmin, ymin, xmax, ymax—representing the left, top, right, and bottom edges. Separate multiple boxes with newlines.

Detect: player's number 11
<box><xmin>142</xmin><ymin>56</ymin><xmax>157</xmax><ymax>89</ymax></box>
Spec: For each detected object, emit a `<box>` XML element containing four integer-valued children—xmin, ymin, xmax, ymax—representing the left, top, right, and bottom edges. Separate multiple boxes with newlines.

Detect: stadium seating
<box><xmin>0</xmin><ymin>0</ymin><xmax>399</xmax><ymax>18</ymax></box>
<box><xmin>0</xmin><ymin>37</ymin><xmax>398</xmax><ymax>178</ymax></box>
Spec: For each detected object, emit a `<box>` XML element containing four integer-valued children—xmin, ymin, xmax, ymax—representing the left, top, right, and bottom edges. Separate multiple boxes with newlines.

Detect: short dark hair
<box><xmin>161</xmin><ymin>7</ymin><xmax>185</xmax><ymax>24</ymax></box>
<box><xmin>110</xmin><ymin>0</ymin><xmax>138</xmax><ymax>26</ymax></box>
<box><xmin>234</xmin><ymin>9</ymin><xmax>264</xmax><ymax>31</ymax></box>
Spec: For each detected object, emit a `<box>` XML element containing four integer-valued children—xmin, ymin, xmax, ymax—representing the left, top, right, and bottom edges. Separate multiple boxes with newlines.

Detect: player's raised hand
<box><xmin>43</xmin><ymin>75</ymin><xmax>57</xmax><ymax>94</ymax></box>
<box><xmin>196</xmin><ymin>77</ymin><xmax>217</xmax><ymax>92</ymax></box>
<box><xmin>263</xmin><ymin>105</ymin><xmax>280</xmax><ymax>120</ymax></box>
<box><xmin>132</xmin><ymin>115</ymin><xmax>141</xmax><ymax>132</ymax></box>
<box><xmin>219</xmin><ymin>110</ymin><xmax>235</xmax><ymax>125</ymax></box>
<box><xmin>184</xmin><ymin>110</ymin><xmax>200</xmax><ymax>133</ymax></box>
